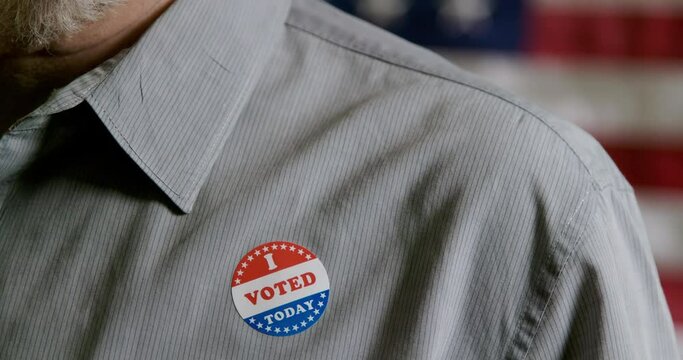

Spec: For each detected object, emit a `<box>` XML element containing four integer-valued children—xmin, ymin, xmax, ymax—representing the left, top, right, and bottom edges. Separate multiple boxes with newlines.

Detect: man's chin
<box><xmin>0</xmin><ymin>0</ymin><xmax>127</xmax><ymax>57</ymax></box>
<box><xmin>0</xmin><ymin>36</ymin><xmax>49</xmax><ymax>58</ymax></box>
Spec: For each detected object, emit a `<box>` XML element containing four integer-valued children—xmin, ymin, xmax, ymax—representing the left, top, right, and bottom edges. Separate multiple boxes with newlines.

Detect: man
<box><xmin>0</xmin><ymin>0</ymin><xmax>679</xmax><ymax>358</ymax></box>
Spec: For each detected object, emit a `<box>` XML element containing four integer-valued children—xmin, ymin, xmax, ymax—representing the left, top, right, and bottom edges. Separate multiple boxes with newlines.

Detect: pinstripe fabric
<box><xmin>0</xmin><ymin>0</ymin><xmax>679</xmax><ymax>358</ymax></box>
<box><xmin>0</xmin><ymin>51</ymin><xmax>126</xmax><ymax>208</ymax></box>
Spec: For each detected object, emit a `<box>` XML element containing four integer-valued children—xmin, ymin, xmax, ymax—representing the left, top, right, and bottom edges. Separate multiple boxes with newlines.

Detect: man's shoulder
<box><xmin>286</xmin><ymin>0</ymin><xmax>459</xmax><ymax>81</ymax></box>
<box><xmin>284</xmin><ymin>0</ymin><xmax>628</xmax><ymax>193</ymax></box>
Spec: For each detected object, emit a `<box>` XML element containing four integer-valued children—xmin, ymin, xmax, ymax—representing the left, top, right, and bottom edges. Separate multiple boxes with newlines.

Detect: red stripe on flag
<box><xmin>660</xmin><ymin>272</ymin><xmax>683</xmax><ymax>324</ymax></box>
<box><xmin>526</xmin><ymin>7</ymin><xmax>683</xmax><ymax>60</ymax></box>
<box><xmin>600</xmin><ymin>139</ymin><xmax>683</xmax><ymax>191</ymax></box>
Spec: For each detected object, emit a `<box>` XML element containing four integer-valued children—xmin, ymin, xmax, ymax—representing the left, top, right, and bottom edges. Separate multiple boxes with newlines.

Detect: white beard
<box><xmin>0</xmin><ymin>0</ymin><xmax>125</xmax><ymax>49</ymax></box>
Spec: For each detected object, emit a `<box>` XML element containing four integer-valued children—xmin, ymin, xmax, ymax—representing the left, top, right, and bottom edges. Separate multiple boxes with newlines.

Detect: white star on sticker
<box><xmin>317</xmin><ymin>301</ymin><xmax>324</xmax><ymax>307</ymax></box>
<box><xmin>307</xmin><ymin>315</ymin><xmax>314</xmax><ymax>321</ymax></box>
<box><xmin>313</xmin><ymin>309</ymin><xmax>320</xmax><ymax>315</ymax></box>
<box><xmin>237</xmin><ymin>270</ymin><xmax>244</xmax><ymax>276</ymax></box>
<box><xmin>241</xmin><ymin>262</ymin><xmax>248</xmax><ymax>268</ymax></box>
<box><xmin>262</xmin><ymin>246</ymin><xmax>269</xmax><ymax>252</ymax></box>
<box><xmin>280</xmin><ymin>244</ymin><xmax>287</xmax><ymax>250</ymax></box>
<box><xmin>292</xmin><ymin>325</ymin><xmax>299</xmax><ymax>331</ymax></box>
<box><xmin>257</xmin><ymin>323</ymin><xmax>263</xmax><ymax>329</ymax></box>
<box><xmin>300</xmin><ymin>321</ymin><xmax>307</xmax><ymax>327</ymax></box>
<box><xmin>289</xmin><ymin>245</ymin><xmax>296</xmax><ymax>251</ymax></box>
<box><xmin>271</xmin><ymin>245</ymin><xmax>278</xmax><ymax>250</ymax></box>
<box><xmin>247</xmin><ymin>255</ymin><xmax>254</xmax><ymax>261</ymax></box>
<box><xmin>249</xmin><ymin>318</ymin><xmax>256</xmax><ymax>324</ymax></box>
<box><xmin>274</xmin><ymin>328</ymin><xmax>280</xmax><ymax>333</ymax></box>
<box><xmin>305</xmin><ymin>254</ymin><xmax>312</xmax><ymax>260</ymax></box>
<box><xmin>265</xmin><ymin>326</ymin><xmax>271</xmax><ymax>332</ymax></box>
<box><xmin>234</xmin><ymin>279</ymin><xmax>241</xmax><ymax>285</ymax></box>
<box><xmin>254</xmin><ymin>250</ymin><xmax>261</xmax><ymax>256</ymax></box>
<box><xmin>320</xmin><ymin>293</ymin><xmax>326</xmax><ymax>299</ymax></box>
<box><xmin>297</xmin><ymin>249</ymin><xmax>304</xmax><ymax>255</ymax></box>
<box><xmin>284</xmin><ymin>327</ymin><xmax>290</xmax><ymax>333</ymax></box>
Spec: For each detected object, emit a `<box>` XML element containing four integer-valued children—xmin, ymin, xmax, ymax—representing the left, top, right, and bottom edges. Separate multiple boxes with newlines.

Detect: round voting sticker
<box><xmin>231</xmin><ymin>241</ymin><xmax>330</xmax><ymax>336</ymax></box>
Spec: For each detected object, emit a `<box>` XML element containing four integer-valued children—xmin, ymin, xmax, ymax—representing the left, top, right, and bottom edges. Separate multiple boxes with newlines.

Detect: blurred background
<box><xmin>327</xmin><ymin>0</ymin><xmax>683</xmax><ymax>353</ymax></box>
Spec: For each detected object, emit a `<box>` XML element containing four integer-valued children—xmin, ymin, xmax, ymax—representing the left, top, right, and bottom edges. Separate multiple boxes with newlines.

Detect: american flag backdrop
<box><xmin>327</xmin><ymin>0</ymin><xmax>683</xmax><ymax>354</ymax></box>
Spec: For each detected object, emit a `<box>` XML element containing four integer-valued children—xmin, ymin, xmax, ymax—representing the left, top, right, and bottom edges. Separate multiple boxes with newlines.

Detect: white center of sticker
<box><xmin>231</xmin><ymin>241</ymin><xmax>330</xmax><ymax>336</ymax></box>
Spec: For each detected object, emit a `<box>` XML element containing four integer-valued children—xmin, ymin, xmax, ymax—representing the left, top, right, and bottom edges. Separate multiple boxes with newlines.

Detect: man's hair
<box><xmin>0</xmin><ymin>0</ymin><xmax>125</xmax><ymax>49</ymax></box>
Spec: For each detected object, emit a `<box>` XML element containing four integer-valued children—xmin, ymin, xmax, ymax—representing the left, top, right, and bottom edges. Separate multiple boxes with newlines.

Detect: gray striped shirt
<box><xmin>0</xmin><ymin>0</ymin><xmax>679</xmax><ymax>358</ymax></box>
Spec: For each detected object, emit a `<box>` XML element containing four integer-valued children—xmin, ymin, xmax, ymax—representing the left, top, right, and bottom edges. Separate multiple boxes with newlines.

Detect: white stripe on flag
<box><xmin>636</xmin><ymin>190</ymin><xmax>683</xmax><ymax>273</ymax></box>
<box><xmin>440</xmin><ymin>51</ymin><xmax>683</xmax><ymax>139</ymax></box>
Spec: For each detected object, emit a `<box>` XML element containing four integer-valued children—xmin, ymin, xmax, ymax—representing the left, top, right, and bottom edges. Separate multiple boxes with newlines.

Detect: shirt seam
<box><xmin>284</xmin><ymin>20</ymin><xmax>607</xmax><ymax>192</ymax></box>
<box><xmin>504</xmin><ymin>185</ymin><xmax>634</xmax><ymax>360</ymax></box>
<box><xmin>86</xmin><ymin>96</ymin><xmax>185</xmax><ymax>200</ymax></box>
<box><xmin>21</xmin><ymin>50</ymin><xmax>128</xmax><ymax>123</ymax></box>
<box><xmin>32</xmin><ymin>93</ymin><xmax>85</xmax><ymax>116</ymax></box>
<box><xmin>6</xmin><ymin>127</ymin><xmax>44</xmax><ymax>133</ymax></box>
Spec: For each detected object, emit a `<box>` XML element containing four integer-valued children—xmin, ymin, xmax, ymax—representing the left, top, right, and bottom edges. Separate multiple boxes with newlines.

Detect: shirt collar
<box><xmin>86</xmin><ymin>0</ymin><xmax>291</xmax><ymax>213</ymax></box>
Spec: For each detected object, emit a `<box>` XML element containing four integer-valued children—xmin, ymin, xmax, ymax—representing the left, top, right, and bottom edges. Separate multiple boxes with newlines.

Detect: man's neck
<box><xmin>0</xmin><ymin>0</ymin><xmax>174</xmax><ymax>134</ymax></box>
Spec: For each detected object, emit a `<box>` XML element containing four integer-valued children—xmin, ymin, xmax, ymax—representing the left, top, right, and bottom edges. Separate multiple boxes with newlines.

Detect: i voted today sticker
<box><xmin>231</xmin><ymin>241</ymin><xmax>330</xmax><ymax>336</ymax></box>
